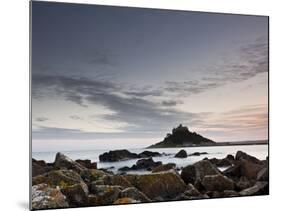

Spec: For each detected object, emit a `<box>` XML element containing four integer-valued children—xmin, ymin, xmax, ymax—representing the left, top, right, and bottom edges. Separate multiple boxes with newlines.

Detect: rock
<box><xmin>202</xmin><ymin>174</ymin><xmax>235</xmax><ymax>191</ymax></box>
<box><xmin>75</xmin><ymin>159</ymin><xmax>97</xmax><ymax>169</ymax></box>
<box><xmin>189</xmin><ymin>152</ymin><xmax>208</xmax><ymax>156</ymax></box>
<box><xmin>32</xmin><ymin>158</ymin><xmax>52</xmax><ymax>177</ymax></box>
<box><xmin>235</xmin><ymin>151</ymin><xmax>261</xmax><ymax>164</ymax></box>
<box><xmin>175</xmin><ymin>150</ymin><xmax>187</xmax><ymax>158</ymax></box>
<box><xmin>99</xmin><ymin>150</ymin><xmax>139</xmax><ymax>162</ymax></box>
<box><xmin>223</xmin><ymin>164</ymin><xmax>241</xmax><ymax>180</ymax></box>
<box><xmin>181</xmin><ymin>160</ymin><xmax>220</xmax><ymax>185</ymax></box>
<box><xmin>61</xmin><ymin>182</ymin><xmax>89</xmax><ymax>206</ymax></box>
<box><xmin>32</xmin><ymin>184</ymin><xmax>69</xmax><ymax>209</ymax></box>
<box><xmin>118</xmin><ymin>166</ymin><xmax>131</xmax><ymax>172</ymax></box>
<box><xmin>257</xmin><ymin>167</ymin><xmax>269</xmax><ymax>181</ymax></box>
<box><xmin>217</xmin><ymin>158</ymin><xmax>233</xmax><ymax>167</ymax></box>
<box><xmin>132</xmin><ymin>158</ymin><xmax>162</xmax><ymax>170</ymax></box>
<box><xmin>223</xmin><ymin>190</ymin><xmax>240</xmax><ymax>197</ymax></box>
<box><xmin>236</xmin><ymin>176</ymin><xmax>252</xmax><ymax>190</ymax></box>
<box><xmin>54</xmin><ymin>153</ymin><xmax>87</xmax><ymax>173</ymax></box>
<box><xmin>240</xmin><ymin>159</ymin><xmax>264</xmax><ymax>180</ymax></box>
<box><xmin>102</xmin><ymin>175</ymin><xmax>132</xmax><ymax>188</ymax></box>
<box><xmin>138</xmin><ymin>151</ymin><xmax>161</xmax><ymax>158</ymax></box>
<box><xmin>80</xmin><ymin>169</ymin><xmax>108</xmax><ymax>183</ymax></box>
<box><xmin>226</xmin><ymin>154</ymin><xmax>235</xmax><ymax>161</ymax></box>
<box><xmin>125</xmin><ymin>170</ymin><xmax>186</xmax><ymax>200</ymax></box>
<box><xmin>239</xmin><ymin>182</ymin><xmax>269</xmax><ymax>196</ymax></box>
<box><xmin>32</xmin><ymin>170</ymin><xmax>84</xmax><ymax>187</ymax></box>
<box><xmin>184</xmin><ymin>183</ymin><xmax>203</xmax><ymax>198</ymax></box>
<box><xmin>88</xmin><ymin>185</ymin><xmax>121</xmax><ymax>205</ymax></box>
<box><xmin>113</xmin><ymin>197</ymin><xmax>140</xmax><ymax>204</ymax></box>
<box><xmin>120</xmin><ymin>187</ymin><xmax>151</xmax><ymax>202</ymax></box>
<box><xmin>152</xmin><ymin>163</ymin><xmax>176</xmax><ymax>173</ymax></box>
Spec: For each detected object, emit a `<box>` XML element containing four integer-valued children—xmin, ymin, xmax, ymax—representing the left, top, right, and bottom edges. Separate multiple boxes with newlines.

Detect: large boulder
<box><xmin>181</xmin><ymin>160</ymin><xmax>220</xmax><ymax>185</ymax></box>
<box><xmin>75</xmin><ymin>159</ymin><xmax>97</xmax><ymax>169</ymax></box>
<box><xmin>32</xmin><ymin>184</ymin><xmax>69</xmax><ymax>209</ymax></box>
<box><xmin>235</xmin><ymin>151</ymin><xmax>261</xmax><ymax>164</ymax></box>
<box><xmin>102</xmin><ymin>175</ymin><xmax>132</xmax><ymax>188</ymax></box>
<box><xmin>54</xmin><ymin>153</ymin><xmax>87</xmax><ymax>173</ymax></box>
<box><xmin>201</xmin><ymin>174</ymin><xmax>235</xmax><ymax>191</ymax></box>
<box><xmin>240</xmin><ymin>159</ymin><xmax>264</xmax><ymax>180</ymax></box>
<box><xmin>80</xmin><ymin>169</ymin><xmax>108</xmax><ymax>183</ymax></box>
<box><xmin>61</xmin><ymin>182</ymin><xmax>89</xmax><ymax>206</ymax></box>
<box><xmin>138</xmin><ymin>151</ymin><xmax>161</xmax><ymax>158</ymax></box>
<box><xmin>120</xmin><ymin>187</ymin><xmax>151</xmax><ymax>202</ymax></box>
<box><xmin>32</xmin><ymin>170</ymin><xmax>84</xmax><ymax>187</ymax></box>
<box><xmin>184</xmin><ymin>183</ymin><xmax>204</xmax><ymax>199</ymax></box>
<box><xmin>88</xmin><ymin>185</ymin><xmax>121</xmax><ymax>206</ymax></box>
<box><xmin>257</xmin><ymin>167</ymin><xmax>269</xmax><ymax>181</ymax></box>
<box><xmin>125</xmin><ymin>170</ymin><xmax>186</xmax><ymax>200</ymax></box>
<box><xmin>175</xmin><ymin>150</ymin><xmax>187</xmax><ymax>158</ymax></box>
<box><xmin>32</xmin><ymin>158</ymin><xmax>52</xmax><ymax>177</ymax></box>
<box><xmin>152</xmin><ymin>163</ymin><xmax>176</xmax><ymax>173</ymax></box>
<box><xmin>99</xmin><ymin>150</ymin><xmax>139</xmax><ymax>162</ymax></box>
<box><xmin>239</xmin><ymin>181</ymin><xmax>269</xmax><ymax>196</ymax></box>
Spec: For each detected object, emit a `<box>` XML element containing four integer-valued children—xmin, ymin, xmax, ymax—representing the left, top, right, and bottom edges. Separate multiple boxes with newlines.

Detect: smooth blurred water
<box><xmin>32</xmin><ymin>144</ymin><xmax>268</xmax><ymax>174</ymax></box>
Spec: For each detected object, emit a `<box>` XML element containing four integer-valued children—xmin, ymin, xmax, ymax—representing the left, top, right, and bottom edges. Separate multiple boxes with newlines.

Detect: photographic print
<box><xmin>31</xmin><ymin>1</ymin><xmax>269</xmax><ymax>210</ymax></box>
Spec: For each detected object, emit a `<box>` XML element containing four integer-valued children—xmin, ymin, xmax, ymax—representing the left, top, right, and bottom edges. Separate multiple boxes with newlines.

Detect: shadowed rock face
<box><xmin>54</xmin><ymin>152</ymin><xmax>87</xmax><ymax>173</ymax></box>
<box><xmin>175</xmin><ymin>150</ymin><xmax>187</xmax><ymax>158</ymax></box>
<box><xmin>148</xmin><ymin>124</ymin><xmax>215</xmax><ymax>148</ymax></box>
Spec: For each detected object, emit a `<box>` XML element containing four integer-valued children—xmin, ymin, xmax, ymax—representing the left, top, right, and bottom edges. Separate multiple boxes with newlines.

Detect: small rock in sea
<box><xmin>175</xmin><ymin>149</ymin><xmax>188</xmax><ymax>158</ymax></box>
<box><xmin>99</xmin><ymin>150</ymin><xmax>139</xmax><ymax>162</ymax></box>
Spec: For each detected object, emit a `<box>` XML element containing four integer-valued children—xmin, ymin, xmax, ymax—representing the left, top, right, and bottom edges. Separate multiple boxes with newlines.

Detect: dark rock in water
<box><xmin>235</xmin><ymin>151</ymin><xmax>261</xmax><ymax>164</ymax></box>
<box><xmin>226</xmin><ymin>154</ymin><xmax>235</xmax><ymax>161</ymax></box>
<box><xmin>120</xmin><ymin>187</ymin><xmax>151</xmax><ymax>202</ymax></box>
<box><xmin>61</xmin><ymin>182</ymin><xmax>89</xmax><ymax>206</ymax></box>
<box><xmin>75</xmin><ymin>159</ymin><xmax>97</xmax><ymax>169</ymax></box>
<box><xmin>148</xmin><ymin>124</ymin><xmax>215</xmax><ymax>148</ymax></box>
<box><xmin>181</xmin><ymin>160</ymin><xmax>220</xmax><ymax>185</ymax></box>
<box><xmin>236</xmin><ymin>176</ymin><xmax>252</xmax><ymax>190</ymax></box>
<box><xmin>99</xmin><ymin>150</ymin><xmax>139</xmax><ymax>162</ymax></box>
<box><xmin>239</xmin><ymin>181</ymin><xmax>269</xmax><ymax>196</ymax></box>
<box><xmin>152</xmin><ymin>163</ymin><xmax>176</xmax><ymax>173</ymax></box>
<box><xmin>257</xmin><ymin>167</ymin><xmax>269</xmax><ymax>181</ymax></box>
<box><xmin>54</xmin><ymin>153</ymin><xmax>87</xmax><ymax>173</ymax></box>
<box><xmin>189</xmin><ymin>152</ymin><xmax>208</xmax><ymax>156</ymax></box>
<box><xmin>32</xmin><ymin>158</ymin><xmax>53</xmax><ymax>177</ymax></box>
<box><xmin>88</xmin><ymin>185</ymin><xmax>121</xmax><ymax>206</ymax></box>
<box><xmin>132</xmin><ymin>158</ymin><xmax>162</xmax><ymax>170</ymax></box>
<box><xmin>175</xmin><ymin>150</ymin><xmax>187</xmax><ymax>158</ymax></box>
<box><xmin>32</xmin><ymin>183</ymin><xmax>69</xmax><ymax>209</ymax></box>
<box><xmin>118</xmin><ymin>166</ymin><xmax>131</xmax><ymax>172</ymax></box>
<box><xmin>138</xmin><ymin>150</ymin><xmax>161</xmax><ymax>158</ymax></box>
<box><xmin>32</xmin><ymin>170</ymin><xmax>84</xmax><ymax>187</ymax></box>
<box><xmin>113</xmin><ymin>197</ymin><xmax>140</xmax><ymax>204</ymax></box>
<box><xmin>124</xmin><ymin>170</ymin><xmax>186</xmax><ymax>200</ymax></box>
<box><xmin>201</xmin><ymin>174</ymin><xmax>235</xmax><ymax>191</ymax></box>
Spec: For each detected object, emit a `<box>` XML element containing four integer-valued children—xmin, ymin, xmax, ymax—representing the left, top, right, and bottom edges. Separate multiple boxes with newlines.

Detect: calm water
<box><xmin>32</xmin><ymin>145</ymin><xmax>268</xmax><ymax>174</ymax></box>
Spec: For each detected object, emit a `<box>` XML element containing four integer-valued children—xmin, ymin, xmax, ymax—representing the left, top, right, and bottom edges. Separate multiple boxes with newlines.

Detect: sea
<box><xmin>32</xmin><ymin>144</ymin><xmax>268</xmax><ymax>174</ymax></box>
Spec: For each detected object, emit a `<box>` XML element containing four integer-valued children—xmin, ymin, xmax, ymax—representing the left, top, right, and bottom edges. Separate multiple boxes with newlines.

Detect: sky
<box><xmin>32</xmin><ymin>1</ymin><xmax>268</xmax><ymax>152</ymax></box>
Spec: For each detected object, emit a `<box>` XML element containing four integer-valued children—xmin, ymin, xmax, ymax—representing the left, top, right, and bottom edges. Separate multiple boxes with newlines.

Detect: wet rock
<box><xmin>175</xmin><ymin>150</ymin><xmax>187</xmax><ymax>158</ymax></box>
<box><xmin>120</xmin><ymin>187</ymin><xmax>151</xmax><ymax>202</ymax></box>
<box><xmin>138</xmin><ymin>151</ymin><xmax>161</xmax><ymax>158</ymax></box>
<box><xmin>99</xmin><ymin>150</ymin><xmax>138</xmax><ymax>162</ymax></box>
<box><xmin>125</xmin><ymin>170</ymin><xmax>186</xmax><ymax>200</ymax></box>
<box><xmin>54</xmin><ymin>153</ymin><xmax>87</xmax><ymax>174</ymax></box>
<box><xmin>181</xmin><ymin>160</ymin><xmax>220</xmax><ymax>185</ymax></box>
<box><xmin>61</xmin><ymin>182</ymin><xmax>89</xmax><ymax>206</ymax></box>
<box><xmin>202</xmin><ymin>174</ymin><xmax>235</xmax><ymax>191</ymax></box>
<box><xmin>132</xmin><ymin>158</ymin><xmax>162</xmax><ymax>170</ymax></box>
<box><xmin>118</xmin><ymin>166</ymin><xmax>131</xmax><ymax>172</ymax></box>
<box><xmin>152</xmin><ymin>163</ymin><xmax>176</xmax><ymax>173</ymax></box>
<box><xmin>257</xmin><ymin>167</ymin><xmax>269</xmax><ymax>181</ymax></box>
<box><xmin>189</xmin><ymin>152</ymin><xmax>208</xmax><ymax>156</ymax></box>
<box><xmin>32</xmin><ymin>184</ymin><xmax>68</xmax><ymax>209</ymax></box>
<box><xmin>75</xmin><ymin>159</ymin><xmax>97</xmax><ymax>169</ymax></box>
<box><xmin>239</xmin><ymin>181</ymin><xmax>269</xmax><ymax>196</ymax></box>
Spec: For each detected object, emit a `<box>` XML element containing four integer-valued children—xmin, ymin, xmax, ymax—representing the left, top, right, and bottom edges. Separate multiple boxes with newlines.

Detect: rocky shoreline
<box><xmin>32</xmin><ymin>150</ymin><xmax>269</xmax><ymax>210</ymax></box>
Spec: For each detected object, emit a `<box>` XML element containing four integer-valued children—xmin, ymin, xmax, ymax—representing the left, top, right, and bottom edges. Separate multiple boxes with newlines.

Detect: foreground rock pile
<box><xmin>32</xmin><ymin>151</ymin><xmax>268</xmax><ymax>209</ymax></box>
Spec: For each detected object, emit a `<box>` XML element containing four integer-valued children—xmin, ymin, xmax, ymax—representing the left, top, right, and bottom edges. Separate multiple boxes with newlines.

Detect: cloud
<box><xmin>35</xmin><ymin>117</ymin><xmax>49</xmax><ymax>122</ymax></box>
<box><xmin>161</xmin><ymin>100</ymin><xmax>183</xmax><ymax>107</ymax></box>
<box><xmin>69</xmin><ymin>115</ymin><xmax>82</xmax><ymax>120</ymax></box>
